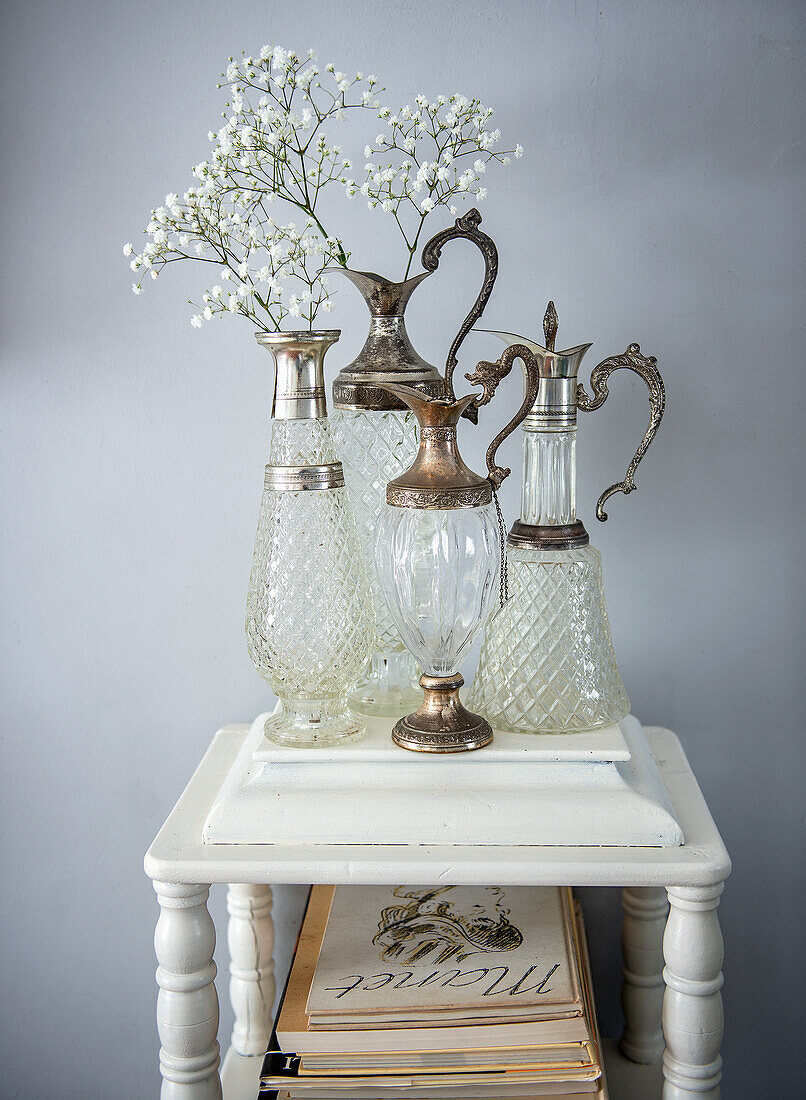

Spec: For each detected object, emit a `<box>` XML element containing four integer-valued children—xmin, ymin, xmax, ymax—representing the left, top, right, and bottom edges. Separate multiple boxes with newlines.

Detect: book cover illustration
<box><xmin>375</xmin><ymin>885</ymin><xmax>524</xmax><ymax>963</ymax></box>
<box><xmin>306</xmin><ymin>885</ymin><xmax>579</xmax><ymax>1018</ymax></box>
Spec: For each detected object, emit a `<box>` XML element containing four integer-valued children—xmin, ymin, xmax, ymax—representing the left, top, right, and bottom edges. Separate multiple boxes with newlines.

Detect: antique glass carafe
<box><xmin>374</xmin><ymin>343</ymin><xmax>540</xmax><ymax>753</ymax></box>
<box><xmin>245</xmin><ymin>331</ymin><xmax>374</xmax><ymax>746</ymax></box>
<box><xmin>327</xmin><ymin>210</ymin><xmax>499</xmax><ymax>717</ymax></box>
<box><xmin>469</xmin><ymin>303</ymin><xmax>665</xmax><ymax>734</ymax></box>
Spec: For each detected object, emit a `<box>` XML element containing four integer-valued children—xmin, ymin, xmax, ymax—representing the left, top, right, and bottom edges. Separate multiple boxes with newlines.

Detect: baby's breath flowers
<box><xmin>126</xmin><ymin>47</ymin><xmax>524</xmax><ymax>330</ymax></box>
<box><xmin>353</xmin><ymin>94</ymin><xmax>522</xmax><ymax>277</ymax></box>
<box><xmin>127</xmin><ymin>47</ymin><xmax>380</xmax><ymax>332</ymax></box>
<box><xmin>189</xmin><ymin>220</ymin><xmax>341</xmax><ymax>329</ymax></box>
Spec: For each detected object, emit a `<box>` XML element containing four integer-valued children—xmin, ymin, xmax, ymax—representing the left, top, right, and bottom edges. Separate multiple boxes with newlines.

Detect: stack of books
<box><xmin>259</xmin><ymin>884</ymin><xmax>607</xmax><ymax>1099</ymax></box>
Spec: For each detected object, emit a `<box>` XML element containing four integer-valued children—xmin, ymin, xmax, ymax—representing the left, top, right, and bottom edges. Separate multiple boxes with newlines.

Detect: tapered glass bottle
<box><xmin>245</xmin><ymin>331</ymin><xmax>374</xmax><ymax>746</ymax></box>
<box><xmin>470</xmin><ymin>303</ymin><xmax>665</xmax><ymax>734</ymax></box>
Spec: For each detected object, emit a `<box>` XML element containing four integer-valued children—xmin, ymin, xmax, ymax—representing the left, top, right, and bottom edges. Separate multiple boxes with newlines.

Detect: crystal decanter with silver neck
<box><xmin>469</xmin><ymin>302</ymin><xmax>665</xmax><ymax>734</ymax></box>
<box><xmin>245</xmin><ymin>330</ymin><xmax>374</xmax><ymax>746</ymax></box>
<box><xmin>327</xmin><ymin>209</ymin><xmax>499</xmax><ymax>717</ymax></box>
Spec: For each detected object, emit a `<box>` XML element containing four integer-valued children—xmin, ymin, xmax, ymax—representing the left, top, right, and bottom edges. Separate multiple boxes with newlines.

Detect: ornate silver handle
<box><xmin>465</xmin><ymin>344</ymin><xmax>542</xmax><ymax>490</ymax></box>
<box><xmin>421</xmin><ymin>208</ymin><xmax>499</xmax><ymax>417</ymax></box>
<box><xmin>577</xmin><ymin>342</ymin><xmax>665</xmax><ymax>521</ymax></box>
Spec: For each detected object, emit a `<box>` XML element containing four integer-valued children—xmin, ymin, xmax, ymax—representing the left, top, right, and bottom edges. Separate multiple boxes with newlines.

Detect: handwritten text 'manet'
<box><xmin>325</xmin><ymin>962</ymin><xmax>561</xmax><ymax>1000</ymax></box>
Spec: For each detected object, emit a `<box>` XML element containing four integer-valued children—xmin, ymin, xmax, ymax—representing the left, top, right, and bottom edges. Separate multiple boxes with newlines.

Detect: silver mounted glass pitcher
<box><xmin>327</xmin><ymin>210</ymin><xmax>499</xmax><ymax>717</ymax></box>
<box><xmin>469</xmin><ymin>302</ymin><xmax>665</xmax><ymax>734</ymax></box>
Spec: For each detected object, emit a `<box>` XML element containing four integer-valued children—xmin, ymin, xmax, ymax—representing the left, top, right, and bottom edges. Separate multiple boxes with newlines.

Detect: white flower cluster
<box><xmin>349</xmin><ymin>94</ymin><xmax>522</xmax><ymax>275</ymax></box>
<box><xmin>186</xmin><ymin>220</ymin><xmax>341</xmax><ymax>328</ymax></box>
<box><xmin>127</xmin><ymin>47</ymin><xmax>379</xmax><ymax>331</ymax></box>
<box><xmin>126</xmin><ymin>47</ymin><xmax>524</xmax><ymax>328</ymax></box>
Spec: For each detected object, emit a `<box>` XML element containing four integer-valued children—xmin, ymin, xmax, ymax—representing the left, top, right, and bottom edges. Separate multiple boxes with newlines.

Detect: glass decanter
<box><xmin>469</xmin><ymin>302</ymin><xmax>665</xmax><ymax>734</ymax></box>
<box><xmin>326</xmin><ymin>209</ymin><xmax>499</xmax><ymax>717</ymax></box>
<box><xmin>374</xmin><ymin>343</ymin><xmax>541</xmax><ymax>753</ymax></box>
<box><xmin>328</xmin><ymin>270</ymin><xmax>439</xmax><ymax>718</ymax></box>
<box><xmin>245</xmin><ymin>331</ymin><xmax>374</xmax><ymax>746</ymax></box>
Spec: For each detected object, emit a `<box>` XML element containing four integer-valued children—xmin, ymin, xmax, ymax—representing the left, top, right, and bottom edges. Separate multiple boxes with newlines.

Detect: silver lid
<box><xmin>263</xmin><ymin>463</ymin><xmax>345</xmax><ymax>492</ymax></box>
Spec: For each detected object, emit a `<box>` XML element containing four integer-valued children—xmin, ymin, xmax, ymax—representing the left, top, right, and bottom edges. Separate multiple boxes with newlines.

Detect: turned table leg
<box><xmin>620</xmin><ymin>886</ymin><xmax>668</xmax><ymax>1064</ymax></box>
<box><xmin>227</xmin><ymin>884</ymin><xmax>276</xmax><ymax>1055</ymax></box>
<box><xmin>662</xmin><ymin>883</ymin><xmax>725</xmax><ymax>1098</ymax></box>
<box><xmin>153</xmin><ymin>881</ymin><xmax>222</xmax><ymax>1099</ymax></box>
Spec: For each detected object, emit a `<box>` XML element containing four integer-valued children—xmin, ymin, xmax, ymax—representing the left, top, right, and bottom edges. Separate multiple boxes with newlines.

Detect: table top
<box><xmin>145</xmin><ymin>725</ymin><xmax>730</xmax><ymax>888</ymax></box>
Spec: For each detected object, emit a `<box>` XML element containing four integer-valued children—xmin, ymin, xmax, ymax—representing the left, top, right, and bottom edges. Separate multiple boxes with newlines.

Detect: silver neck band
<box><xmin>526</xmin><ymin>377</ymin><xmax>578</xmax><ymax>432</ymax></box>
<box><xmin>263</xmin><ymin>463</ymin><xmax>344</xmax><ymax>492</ymax></box>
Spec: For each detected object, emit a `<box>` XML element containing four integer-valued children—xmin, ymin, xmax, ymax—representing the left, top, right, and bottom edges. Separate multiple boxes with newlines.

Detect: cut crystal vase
<box><xmin>245</xmin><ymin>331</ymin><xmax>374</xmax><ymax>746</ymax></box>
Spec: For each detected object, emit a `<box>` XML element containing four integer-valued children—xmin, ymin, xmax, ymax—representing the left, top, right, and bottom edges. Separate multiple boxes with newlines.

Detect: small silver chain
<box><xmin>492</xmin><ymin>487</ymin><xmax>509</xmax><ymax>607</ymax></box>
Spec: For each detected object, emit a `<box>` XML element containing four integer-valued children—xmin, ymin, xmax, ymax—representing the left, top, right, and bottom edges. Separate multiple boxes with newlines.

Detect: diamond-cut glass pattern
<box><xmin>245</xmin><ymin>484</ymin><xmax>373</xmax><ymax>705</ymax></box>
<box><xmin>469</xmin><ymin>543</ymin><xmax>630</xmax><ymax>733</ymax></box>
<box><xmin>331</xmin><ymin>409</ymin><xmax>419</xmax><ymax>650</ymax></box>
<box><xmin>268</xmin><ymin>418</ymin><xmax>338</xmax><ymax>465</ymax></box>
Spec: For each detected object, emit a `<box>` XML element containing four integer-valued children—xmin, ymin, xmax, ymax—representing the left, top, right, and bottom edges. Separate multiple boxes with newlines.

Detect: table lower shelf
<box><xmin>221</xmin><ymin>1038</ymin><xmax>663</xmax><ymax>1100</ymax></box>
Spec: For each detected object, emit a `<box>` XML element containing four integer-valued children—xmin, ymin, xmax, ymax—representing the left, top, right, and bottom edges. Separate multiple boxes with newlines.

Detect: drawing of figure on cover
<box><xmin>373</xmin><ymin>886</ymin><xmax>524</xmax><ymax>964</ymax></box>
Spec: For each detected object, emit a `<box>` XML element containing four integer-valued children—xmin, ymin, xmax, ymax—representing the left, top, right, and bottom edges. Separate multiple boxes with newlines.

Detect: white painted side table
<box><xmin>144</xmin><ymin>719</ymin><xmax>730</xmax><ymax>1100</ymax></box>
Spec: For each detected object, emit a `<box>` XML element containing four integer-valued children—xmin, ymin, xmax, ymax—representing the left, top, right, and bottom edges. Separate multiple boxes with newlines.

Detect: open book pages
<box><xmin>307</xmin><ymin>884</ymin><xmax>581</xmax><ymax>1025</ymax></box>
<box><xmin>276</xmin><ymin>886</ymin><xmax>591</xmax><ymax>1055</ymax></box>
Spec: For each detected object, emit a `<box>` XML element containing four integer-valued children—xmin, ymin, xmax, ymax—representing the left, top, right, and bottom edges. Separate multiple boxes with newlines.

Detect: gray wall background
<box><xmin>1</xmin><ymin>1</ymin><xmax>803</xmax><ymax>1096</ymax></box>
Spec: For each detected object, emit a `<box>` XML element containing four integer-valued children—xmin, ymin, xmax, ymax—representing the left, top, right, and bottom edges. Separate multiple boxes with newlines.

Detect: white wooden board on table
<box><xmin>202</xmin><ymin>713</ymin><xmax>683</xmax><ymax>848</ymax></box>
